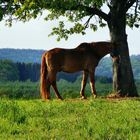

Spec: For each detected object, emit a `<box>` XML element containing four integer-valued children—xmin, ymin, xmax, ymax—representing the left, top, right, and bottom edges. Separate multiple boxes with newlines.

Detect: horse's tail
<box><xmin>40</xmin><ymin>54</ymin><xmax>48</xmax><ymax>99</ymax></box>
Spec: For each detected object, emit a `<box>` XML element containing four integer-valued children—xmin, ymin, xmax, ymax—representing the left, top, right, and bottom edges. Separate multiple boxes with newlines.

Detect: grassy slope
<box><xmin>0</xmin><ymin>98</ymin><xmax>140</xmax><ymax>140</ymax></box>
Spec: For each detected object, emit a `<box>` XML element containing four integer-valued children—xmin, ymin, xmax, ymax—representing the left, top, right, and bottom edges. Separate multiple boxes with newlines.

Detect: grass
<box><xmin>0</xmin><ymin>80</ymin><xmax>139</xmax><ymax>99</ymax></box>
<box><xmin>0</xmin><ymin>98</ymin><xmax>140</xmax><ymax>139</ymax></box>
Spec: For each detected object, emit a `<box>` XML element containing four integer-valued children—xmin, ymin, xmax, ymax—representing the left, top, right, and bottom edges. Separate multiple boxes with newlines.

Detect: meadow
<box><xmin>0</xmin><ymin>98</ymin><xmax>140</xmax><ymax>139</ymax></box>
<box><xmin>0</xmin><ymin>79</ymin><xmax>140</xmax><ymax>139</ymax></box>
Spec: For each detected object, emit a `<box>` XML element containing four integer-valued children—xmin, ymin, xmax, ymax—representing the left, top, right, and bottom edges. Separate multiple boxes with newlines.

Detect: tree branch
<box><xmin>84</xmin><ymin>15</ymin><xmax>93</xmax><ymax>28</ymax></box>
<box><xmin>134</xmin><ymin>0</ymin><xmax>138</xmax><ymax>19</ymax></box>
<box><xmin>83</xmin><ymin>5</ymin><xmax>110</xmax><ymax>22</ymax></box>
<box><xmin>126</xmin><ymin>0</ymin><xmax>137</xmax><ymax>11</ymax></box>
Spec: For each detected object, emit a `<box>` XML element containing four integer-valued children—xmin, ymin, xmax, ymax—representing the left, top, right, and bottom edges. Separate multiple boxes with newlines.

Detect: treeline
<box><xmin>0</xmin><ymin>60</ymin><xmax>19</xmax><ymax>81</ymax></box>
<box><xmin>17</xmin><ymin>62</ymin><xmax>40</xmax><ymax>82</ymax></box>
<box><xmin>0</xmin><ymin>60</ymin><xmax>40</xmax><ymax>82</ymax></box>
<box><xmin>0</xmin><ymin>60</ymin><xmax>112</xmax><ymax>83</ymax></box>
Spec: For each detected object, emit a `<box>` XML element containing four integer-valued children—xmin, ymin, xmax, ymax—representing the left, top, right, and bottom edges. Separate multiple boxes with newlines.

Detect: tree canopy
<box><xmin>0</xmin><ymin>0</ymin><xmax>140</xmax><ymax>40</ymax></box>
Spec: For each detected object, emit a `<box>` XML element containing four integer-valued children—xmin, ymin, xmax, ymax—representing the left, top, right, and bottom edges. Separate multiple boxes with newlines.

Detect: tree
<box><xmin>0</xmin><ymin>0</ymin><xmax>140</xmax><ymax>96</ymax></box>
<box><xmin>0</xmin><ymin>60</ymin><xmax>19</xmax><ymax>81</ymax></box>
<box><xmin>16</xmin><ymin>62</ymin><xmax>40</xmax><ymax>82</ymax></box>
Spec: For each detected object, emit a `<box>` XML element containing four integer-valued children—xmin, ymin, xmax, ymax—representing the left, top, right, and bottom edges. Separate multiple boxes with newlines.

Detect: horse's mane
<box><xmin>76</xmin><ymin>42</ymin><xmax>91</xmax><ymax>51</ymax></box>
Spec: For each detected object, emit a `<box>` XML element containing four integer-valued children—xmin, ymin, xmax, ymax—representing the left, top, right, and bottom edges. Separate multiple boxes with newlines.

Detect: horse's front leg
<box><xmin>89</xmin><ymin>70</ymin><xmax>97</xmax><ymax>98</ymax></box>
<box><xmin>80</xmin><ymin>71</ymin><xmax>89</xmax><ymax>99</ymax></box>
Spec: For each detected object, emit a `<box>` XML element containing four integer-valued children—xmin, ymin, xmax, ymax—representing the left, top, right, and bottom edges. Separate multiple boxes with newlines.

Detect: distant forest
<box><xmin>0</xmin><ymin>60</ymin><xmax>112</xmax><ymax>83</ymax></box>
<box><xmin>0</xmin><ymin>48</ymin><xmax>140</xmax><ymax>82</ymax></box>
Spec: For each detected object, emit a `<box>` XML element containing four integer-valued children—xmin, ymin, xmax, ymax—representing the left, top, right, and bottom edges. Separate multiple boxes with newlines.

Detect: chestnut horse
<box><xmin>40</xmin><ymin>41</ymin><xmax>114</xmax><ymax>100</ymax></box>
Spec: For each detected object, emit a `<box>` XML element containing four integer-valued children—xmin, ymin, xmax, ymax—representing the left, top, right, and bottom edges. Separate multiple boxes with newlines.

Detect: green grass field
<box><xmin>0</xmin><ymin>98</ymin><xmax>140</xmax><ymax>140</ymax></box>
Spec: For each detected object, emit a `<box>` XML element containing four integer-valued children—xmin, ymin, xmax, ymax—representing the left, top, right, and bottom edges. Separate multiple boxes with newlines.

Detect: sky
<box><xmin>0</xmin><ymin>16</ymin><xmax>140</xmax><ymax>55</ymax></box>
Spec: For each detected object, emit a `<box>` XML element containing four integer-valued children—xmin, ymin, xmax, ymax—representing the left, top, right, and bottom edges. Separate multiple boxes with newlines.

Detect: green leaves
<box><xmin>13</xmin><ymin>0</ymin><xmax>43</xmax><ymax>21</ymax></box>
<box><xmin>49</xmin><ymin>21</ymin><xmax>87</xmax><ymax>41</ymax></box>
<box><xmin>134</xmin><ymin>24</ymin><xmax>139</xmax><ymax>28</ymax></box>
<box><xmin>0</xmin><ymin>0</ymin><xmax>108</xmax><ymax>40</ymax></box>
<box><xmin>126</xmin><ymin>15</ymin><xmax>140</xmax><ymax>29</ymax></box>
<box><xmin>49</xmin><ymin>21</ymin><xmax>68</xmax><ymax>41</ymax></box>
<box><xmin>90</xmin><ymin>24</ymin><xmax>97</xmax><ymax>31</ymax></box>
<box><xmin>1</xmin><ymin>0</ymin><xmax>140</xmax><ymax>40</ymax></box>
<box><xmin>126</xmin><ymin>3</ymin><xmax>140</xmax><ymax>29</ymax></box>
<box><xmin>73</xmin><ymin>23</ymin><xmax>86</xmax><ymax>33</ymax></box>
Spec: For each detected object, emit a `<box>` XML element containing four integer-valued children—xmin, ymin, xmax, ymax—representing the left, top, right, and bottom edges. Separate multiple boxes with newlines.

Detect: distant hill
<box><xmin>0</xmin><ymin>48</ymin><xmax>45</xmax><ymax>63</ymax></box>
<box><xmin>0</xmin><ymin>48</ymin><xmax>140</xmax><ymax>80</ymax></box>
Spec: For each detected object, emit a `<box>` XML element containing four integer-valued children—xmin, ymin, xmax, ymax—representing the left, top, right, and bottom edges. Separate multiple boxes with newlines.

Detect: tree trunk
<box><xmin>110</xmin><ymin>36</ymin><xmax>138</xmax><ymax>97</ymax></box>
<box><xmin>108</xmin><ymin>1</ymin><xmax>138</xmax><ymax>97</ymax></box>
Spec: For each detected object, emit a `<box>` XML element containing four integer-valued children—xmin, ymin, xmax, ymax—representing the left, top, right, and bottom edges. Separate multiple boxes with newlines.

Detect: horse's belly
<box><xmin>62</xmin><ymin>67</ymin><xmax>82</xmax><ymax>73</ymax></box>
<box><xmin>62</xmin><ymin>61</ymin><xmax>83</xmax><ymax>73</ymax></box>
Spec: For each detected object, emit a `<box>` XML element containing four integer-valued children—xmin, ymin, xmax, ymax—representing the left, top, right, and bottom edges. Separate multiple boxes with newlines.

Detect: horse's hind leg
<box><xmin>80</xmin><ymin>71</ymin><xmax>89</xmax><ymax>99</ymax></box>
<box><xmin>89</xmin><ymin>70</ymin><xmax>97</xmax><ymax>98</ymax></box>
<box><xmin>52</xmin><ymin>81</ymin><xmax>63</xmax><ymax>100</ymax></box>
<box><xmin>45</xmin><ymin>79</ymin><xmax>51</xmax><ymax>99</ymax></box>
<box><xmin>48</xmin><ymin>71</ymin><xmax>63</xmax><ymax>100</ymax></box>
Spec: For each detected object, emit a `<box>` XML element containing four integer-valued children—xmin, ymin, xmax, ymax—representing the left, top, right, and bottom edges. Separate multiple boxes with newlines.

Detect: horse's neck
<box><xmin>91</xmin><ymin>42</ymin><xmax>112</xmax><ymax>58</ymax></box>
<box><xmin>101</xmin><ymin>44</ymin><xmax>112</xmax><ymax>57</ymax></box>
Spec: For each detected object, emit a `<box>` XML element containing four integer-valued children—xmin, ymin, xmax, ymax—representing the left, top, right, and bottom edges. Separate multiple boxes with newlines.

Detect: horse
<box><xmin>40</xmin><ymin>41</ymin><xmax>114</xmax><ymax>100</ymax></box>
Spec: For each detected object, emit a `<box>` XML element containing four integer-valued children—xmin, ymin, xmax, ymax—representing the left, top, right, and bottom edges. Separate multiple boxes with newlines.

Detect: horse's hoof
<box><xmin>42</xmin><ymin>98</ymin><xmax>50</xmax><ymax>102</ymax></box>
<box><xmin>45</xmin><ymin>96</ymin><xmax>51</xmax><ymax>100</ymax></box>
<box><xmin>58</xmin><ymin>97</ymin><xmax>63</xmax><ymax>100</ymax></box>
<box><xmin>93</xmin><ymin>94</ymin><xmax>97</xmax><ymax>99</ymax></box>
<box><xmin>80</xmin><ymin>96</ymin><xmax>87</xmax><ymax>100</ymax></box>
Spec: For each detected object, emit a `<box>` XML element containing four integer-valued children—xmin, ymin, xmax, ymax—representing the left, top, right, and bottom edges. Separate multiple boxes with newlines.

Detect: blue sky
<box><xmin>0</xmin><ymin>16</ymin><xmax>140</xmax><ymax>55</ymax></box>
